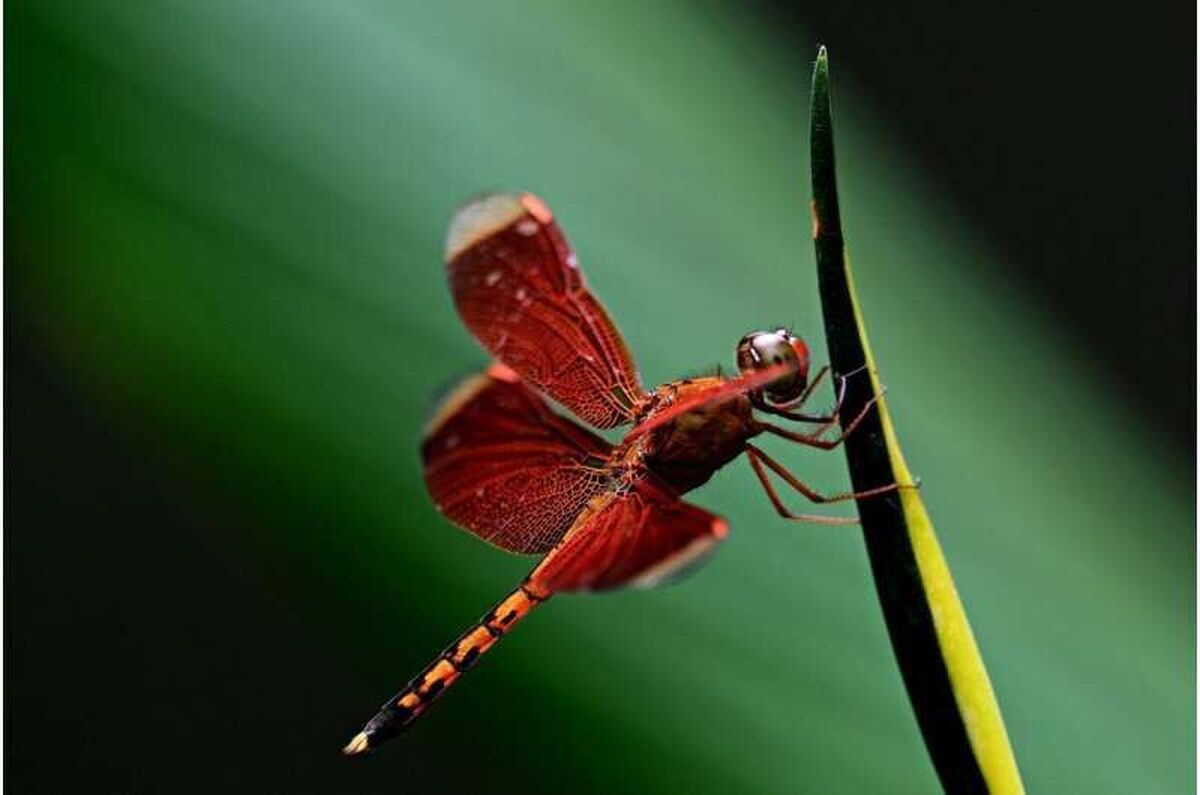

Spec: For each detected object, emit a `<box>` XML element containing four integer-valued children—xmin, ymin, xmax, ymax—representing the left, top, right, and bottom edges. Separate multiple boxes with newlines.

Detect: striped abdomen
<box><xmin>343</xmin><ymin>583</ymin><xmax>547</xmax><ymax>754</ymax></box>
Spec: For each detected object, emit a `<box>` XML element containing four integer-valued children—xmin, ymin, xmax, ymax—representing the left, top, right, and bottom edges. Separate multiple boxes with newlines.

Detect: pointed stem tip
<box><xmin>814</xmin><ymin>45</ymin><xmax>830</xmax><ymax>83</ymax></box>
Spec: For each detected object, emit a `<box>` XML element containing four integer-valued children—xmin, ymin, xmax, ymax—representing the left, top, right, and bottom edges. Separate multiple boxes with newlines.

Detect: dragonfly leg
<box><xmin>758</xmin><ymin>367</ymin><xmax>841</xmax><ymax>424</ymax></box>
<box><xmin>792</xmin><ymin>364</ymin><xmax>831</xmax><ymax>408</ymax></box>
<box><xmin>756</xmin><ymin>386</ymin><xmax>885</xmax><ymax>450</ymax></box>
<box><xmin>748</xmin><ymin>442</ymin><xmax>905</xmax><ymax>506</ymax></box>
<box><xmin>745</xmin><ymin>445</ymin><xmax>859</xmax><ymax>524</ymax></box>
<box><xmin>756</xmin><ymin>364</ymin><xmax>867</xmax><ymax>425</ymax></box>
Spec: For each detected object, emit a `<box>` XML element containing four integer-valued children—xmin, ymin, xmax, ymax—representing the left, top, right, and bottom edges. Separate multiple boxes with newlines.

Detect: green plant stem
<box><xmin>809</xmin><ymin>46</ymin><xmax>1025</xmax><ymax>794</ymax></box>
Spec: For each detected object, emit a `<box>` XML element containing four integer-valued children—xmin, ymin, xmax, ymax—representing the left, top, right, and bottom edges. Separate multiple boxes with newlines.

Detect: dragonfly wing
<box><xmin>530</xmin><ymin>478</ymin><xmax>728</xmax><ymax>592</ymax></box>
<box><xmin>445</xmin><ymin>192</ymin><xmax>647</xmax><ymax>429</ymax></box>
<box><xmin>423</xmin><ymin>363</ymin><xmax>614</xmax><ymax>554</ymax></box>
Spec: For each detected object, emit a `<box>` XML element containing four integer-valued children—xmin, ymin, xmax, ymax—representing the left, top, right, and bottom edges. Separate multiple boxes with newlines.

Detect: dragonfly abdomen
<box><xmin>344</xmin><ymin>582</ymin><xmax>548</xmax><ymax>755</ymax></box>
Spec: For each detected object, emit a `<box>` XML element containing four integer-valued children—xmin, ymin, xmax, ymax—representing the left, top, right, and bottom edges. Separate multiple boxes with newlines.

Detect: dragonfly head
<box><xmin>736</xmin><ymin>328</ymin><xmax>811</xmax><ymax>407</ymax></box>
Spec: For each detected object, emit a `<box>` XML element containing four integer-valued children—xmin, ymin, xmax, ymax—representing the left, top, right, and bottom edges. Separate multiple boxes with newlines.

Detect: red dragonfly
<box><xmin>343</xmin><ymin>192</ymin><xmax>900</xmax><ymax>755</ymax></box>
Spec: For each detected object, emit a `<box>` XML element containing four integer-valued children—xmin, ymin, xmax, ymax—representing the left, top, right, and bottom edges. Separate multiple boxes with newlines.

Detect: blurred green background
<box><xmin>7</xmin><ymin>1</ymin><xmax>1193</xmax><ymax>793</ymax></box>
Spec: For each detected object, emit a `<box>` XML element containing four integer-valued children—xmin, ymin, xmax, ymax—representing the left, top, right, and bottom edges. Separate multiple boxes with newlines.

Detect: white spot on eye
<box><xmin>565</xmin><ymin>254</ymin><xmax>578</xmax><ymax>269</ymax></box>
<box><xmin>517</xmin><ymin>219</ymin><xmax>539</xmax><ymax>236</ymax></box>
<box><xmin>486</xmin><ymin>270</ymin><xmax>502</xmax><ymax>286</ymax></box>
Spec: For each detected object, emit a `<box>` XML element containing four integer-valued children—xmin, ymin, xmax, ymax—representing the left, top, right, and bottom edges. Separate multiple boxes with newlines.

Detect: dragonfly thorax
<box><xmin>641</xmin><ymin>377</ymin><xmax>758</xmax><ymax>494</ymax></box>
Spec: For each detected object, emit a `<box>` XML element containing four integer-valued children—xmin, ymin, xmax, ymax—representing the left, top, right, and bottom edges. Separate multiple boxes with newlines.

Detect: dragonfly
<box><xmin>343</xmin><ymin>192</ymin><xmax>904</xmax><ymax>755</ymax></box>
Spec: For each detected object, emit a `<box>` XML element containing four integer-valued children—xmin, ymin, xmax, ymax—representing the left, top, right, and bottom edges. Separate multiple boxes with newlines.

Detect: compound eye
<box><xmin>741</xmin><ymin>332</ymin><xmax>795</xmax><ymax>370</ymax></box>
<box><xmin>736</xmin><ymin>330</ymin><xmax>811</xmax><ymax>405</ymax></box>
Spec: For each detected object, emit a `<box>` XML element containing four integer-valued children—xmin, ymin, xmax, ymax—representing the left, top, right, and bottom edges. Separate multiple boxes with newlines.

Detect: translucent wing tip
<box><xmin>445</xmin><ymin>193</ymin><xmax>526</xmax><ymax>261</ymax></box>
<box><xmin>423</xmin><ymin>370</ymin><xmax>492</xmax><ymax>437</ymax></box>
